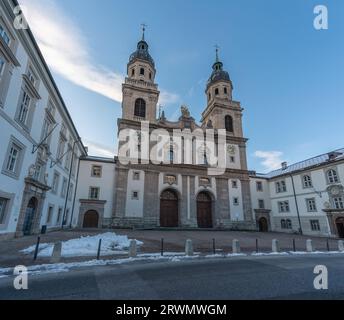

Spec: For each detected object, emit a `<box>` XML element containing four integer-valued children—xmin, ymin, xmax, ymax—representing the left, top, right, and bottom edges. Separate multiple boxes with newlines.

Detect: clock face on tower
<box><xmin>227</xmin><ymin>145</ymin><xmax>236</xmax><ymax>155</ymax></box>
<box><xmin>330</xmin><ymin>185</ymin><xmax>341</xmax><ymax>196</ymax></box>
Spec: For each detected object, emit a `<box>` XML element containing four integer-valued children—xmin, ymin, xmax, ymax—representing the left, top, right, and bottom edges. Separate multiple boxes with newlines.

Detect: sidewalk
<box><xmin>0</xmin><ymin>229</ymin><xmax>340</xmax><ymax>268</ymax></box>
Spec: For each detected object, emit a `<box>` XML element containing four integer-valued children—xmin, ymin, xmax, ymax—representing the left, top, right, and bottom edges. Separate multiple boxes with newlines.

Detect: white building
<box><xmin>251</xmin><ymin>150</ymin><xmax>344</xmax><ymax>238</ymax></box>
<box><xmin>74</xmin><ymin>156</ymin><xmax>116</xmax><ymax>229</ymax></box>
<box><xmin>0</xmin><ymin>0</ymin><xmax>86</xmax><ymax>239</ymax></box>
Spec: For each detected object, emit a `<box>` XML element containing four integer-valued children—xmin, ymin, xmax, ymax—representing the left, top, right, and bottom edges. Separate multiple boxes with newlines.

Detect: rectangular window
<box><xmin>231</xmin><ymin>180</ymin><xmax>238</xmax><ymax>188</ymax></box>
<box><xmin>132</xmin><ymin>191</ymin><xmax>139</xmax><ymax>200</ymax></box>
<box><xmin>278</xmin><ymin>201</ymin><xmax>290</xmax><ymax>213</ymax></box>
<box><xmin>334</xmin><ymin>197</ymin><xmax>344</xmax><ymax>210</ymax></box>
<box><xmin>61</xmin><ymin>178</ymin><xmax>67</xmax><ymax>198</ymax></box>
<box><xmin>276</xmin><ymin>180</ymin><xmax>287</xmax><ymax>193</ymax></box>
<box><xmin>56</xmin><ymin>136</ymin><xmax>66</xmax><ymax>161</ymax></box>
<box><xmin>310</xmin><ymin>220</ymin><xmax>320</xmax><ymax>231</ymax></box>
<box><xmin>0</xmin><ymin>24</ymin><xmax>10</xmax><ymax>46</ymax></box>
<box><xmin>306</xmin><ymin>198</ymin><xmax>317</xmax><ymax>212</ymax></box>
<box><xmin>133</xmin><ymin>172</ymin><xmax>140</xmax><ymax>181</ymax></box>
<box><xmin>233</xmin><ymin>197</ymin><xmax>239</xmax><ymax>206</ymax></box>
<box><xmin>2</xmin><ymin>137</ymin><xmax>25</xmax><ymax>179</ymax></box>
<box><xmin>57</xmin><ymin>208</ymin><xmax>62</xmax><ymax>224</ymax></box>
<box><xmin>91</xmin><ymin>165</ymin><xmax>102</xmax><ymax>177</ymax></box>
<box><xmin>0</xmin><ymin>57</ymin><xmax>5</xmax><ymax>77</ymax></box>
<box><xmin>258</xmin><ymin>199</ymin><xmax>265</xmax><ymax>209</ymax></box>
<box><xmin>52</xmin><ymin>172</ymin><xmax>60</xmax><ymax>194</ymax></box>
<box><xmin>230</xmin><ymin>156</ymin><xmax>235</xmax><ymax>163</ymax></box>
<box><xmin>256</xmin><ymin>181</ymin><xmax>263</xmax><ymax>192</ymax></box>
<box><xmin>6</xmin><ymin>144</ymin><xmax>20</xmax><ymax>173</ymax></box>
<box><xmin>17</xmin><ymin>90</ymin><xmax>31</xmax><ymax>125</ymax></box>
<box><xmin>64</xmin><ymin>147</ymin><xmax>72</xmax><ymax>171</ymax></box>
<box><xmin>46</xmin><ymin>206</ymin><xmax>53</xmax><ymax>224</ymax></box>
<box><xmin>0</xmin><ymin>197</ymin><xmax>8</xmax><ymax>224</ymax></box>
<box><xmin>68</xmin><ymin>183</ymin><xmax>74</xmax><ymax>201</ymax></box>
<box><xmin>89</xmin><ymin>187</ymin><xmax>100</xmax><ymax>200</ymax></box>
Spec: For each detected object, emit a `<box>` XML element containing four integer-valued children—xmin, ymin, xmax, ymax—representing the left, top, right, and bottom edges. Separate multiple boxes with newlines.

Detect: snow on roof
<box><xmin>257</xmin><ymin>148</ymin><xmax>344</xmax><ymax>179</ymax></box>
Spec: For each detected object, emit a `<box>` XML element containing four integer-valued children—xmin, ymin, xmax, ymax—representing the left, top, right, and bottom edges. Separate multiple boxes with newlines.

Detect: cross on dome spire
<box><xmin>141</xmin><ymin>23</ymin><xmax>147</xmax><ymax>41</ymax></box>
<box><xmin>214</xmin><ymin>44</ymin><xmax>220</xmax><ymax>63</ymax></box>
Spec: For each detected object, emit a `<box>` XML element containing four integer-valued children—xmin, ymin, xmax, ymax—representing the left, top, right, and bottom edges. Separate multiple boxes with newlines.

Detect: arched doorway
<box><xmin>83</xmin><ymin>210</ymin><xmax>99</xmax><ymax>228</ymax></box>
<box><xmin>23</xmin><ymin>197</ymin><xmax>38</xmax><ymax>236</ymax></box>
<box><xmin>160</xmin><ymin>189</ymin><xmax>179</xmax><ymax>227</ymax></box>
<box><xmin>336</xmin><ymin>217</ymin><xmax>344</xmax><ymax>238</ymax></box>
<box><xmin>197</xmin><ymin>192</ymin><xmax>213</xmax><ymax>228</ymax></box>
<box><xmin>258</xmin><ymin>217</ymin><xmax>269</xmax><ymax>232</ymax></box>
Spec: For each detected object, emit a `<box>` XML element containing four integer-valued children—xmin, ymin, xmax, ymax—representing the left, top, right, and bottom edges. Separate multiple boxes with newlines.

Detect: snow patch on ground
<box><xmin>20</xmin><ymin>232</ymin><xmax>143</xmax><ymax>257</ymax></box>
<box><xmin>252</xmin><ymin>252</ymin><xmax>289</xmax><ymax>256</ymax></box>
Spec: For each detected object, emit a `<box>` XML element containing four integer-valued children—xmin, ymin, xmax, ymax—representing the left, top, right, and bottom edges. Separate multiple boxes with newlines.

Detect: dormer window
<box><xmin>140</xmin><ymin>68</ymin><xmax>145</xmax><ymax>76</ymax></box>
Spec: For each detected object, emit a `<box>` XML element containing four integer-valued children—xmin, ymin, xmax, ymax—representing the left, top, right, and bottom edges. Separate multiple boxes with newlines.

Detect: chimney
<box><xmin>328</xmin><ymin>152</ymin><xmax>342</xmax><ymax>161</ymax></box>
<box><xmin>281</xmin><ymin>162</ymin><xmax>288</xmax><ymax>170</ymax></box>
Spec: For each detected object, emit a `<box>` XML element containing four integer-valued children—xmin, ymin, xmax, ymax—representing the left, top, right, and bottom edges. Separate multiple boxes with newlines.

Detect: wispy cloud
<box><xmin>159</xmin><ymin>91</ymin><xmax>180</xmax><ymax>106</ymax></box>
<box><xmin>84</xmin><ymin>140</ymin><xmax>115</xmax><ymax>158</ymax></box>
<box><xmin>254</xmin><ymin>150</ymin><xmax>284</xmax><ymax>172</ymax></box>
<box><xmin>19</xmin><ymin>0</ymin><xmax>179</xmax><ymax>105</ymax></box>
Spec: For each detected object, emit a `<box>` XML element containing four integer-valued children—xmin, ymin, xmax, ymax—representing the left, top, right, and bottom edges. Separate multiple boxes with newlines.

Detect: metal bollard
<box><xmin>97</xmin><ymin>239</ymin><xmax>102</xmax><ymax>260</ymax></box>
<box><xmin>33</xmin><ymin>236</ymin><xmax>41</xmax><ymax>261</ymax></box>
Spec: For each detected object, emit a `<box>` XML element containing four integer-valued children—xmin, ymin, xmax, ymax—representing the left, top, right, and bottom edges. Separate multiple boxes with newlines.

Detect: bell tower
<box><xmin>121</xmin><ymin>25</ymin><xmax>160</xmax><ymax>123</ymax></box>
<box><xmin>201</xmin><ymin>47</ymin><xmax>244</xmax><ymax>139</ymax></box>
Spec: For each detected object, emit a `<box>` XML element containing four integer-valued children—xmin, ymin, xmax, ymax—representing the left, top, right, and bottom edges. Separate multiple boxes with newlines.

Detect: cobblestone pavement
<box><xmin>0</xmin><ymin>229</ymin><xmax>340</xmax><ymax>268</ymax></box>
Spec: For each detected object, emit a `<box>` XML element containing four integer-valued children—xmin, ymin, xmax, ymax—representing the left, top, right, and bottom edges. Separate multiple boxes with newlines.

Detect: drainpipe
<box><xmin>69</xmin><ymin>156</ymin><xmax>81</xmax><ymax>229</ymax></box>
<box><xmin>290</xmin><ymin>173</ymin><xmax>303</xmax><ymax>235</ymax></box>
<box><xmin>62</xmin><ymin>138</ymin><xmax>81</xmax><ymax>229</ymax></box>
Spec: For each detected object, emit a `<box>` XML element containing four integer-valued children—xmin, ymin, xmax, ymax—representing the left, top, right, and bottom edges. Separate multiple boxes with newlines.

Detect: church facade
<box><xmin>110</xmin><ymin>34</ymin><xmax>255</xmax><ymax>230</ymax></box>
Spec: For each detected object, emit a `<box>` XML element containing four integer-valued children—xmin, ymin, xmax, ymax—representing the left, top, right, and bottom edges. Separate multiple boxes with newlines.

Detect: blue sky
<box><xmin>19</xmin><ymin>0</ymin><xmax>344</xmax><ymax>172</ymax></box>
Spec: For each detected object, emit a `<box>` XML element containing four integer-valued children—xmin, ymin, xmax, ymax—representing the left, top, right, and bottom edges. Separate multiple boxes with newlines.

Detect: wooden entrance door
<box><xmin>259</xmin><ymin>217</ymin><xmax>268</xmax><ymax>232</ymax></box>
<box><xmin>160</xmin><ymin>190</ymin><xmax>179</xmax><ymax>227</ymax></box>
<box><xmin>197</xmin><ymin>192</ymin><xmax>213</xmax><ymax>228</ymax></box>
<box><xmin>83</xmin><ymin>210</ymin><xmax>99</xmax><ymax>228</ymax></box>
<box><xmin>23</xmin><ymin>197</ymin><xmax>37</xmax><ymax>236</ymax></box>
<box><xmin>336</xmin><ymin>217</ymin><xmax>344</xmax><ymax>238</ymax></box>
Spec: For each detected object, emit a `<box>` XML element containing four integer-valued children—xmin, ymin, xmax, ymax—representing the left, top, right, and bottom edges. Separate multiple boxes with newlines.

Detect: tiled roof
<box><xmin>256</xmin><ymin>148</ymin><xmax>344</xmax><ymax>179</ymax></box>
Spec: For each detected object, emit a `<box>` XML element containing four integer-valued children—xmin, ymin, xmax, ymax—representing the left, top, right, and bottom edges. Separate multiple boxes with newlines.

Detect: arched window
<box><xmin>149</xmin><ymin>72</ymin><xmax>152</xmax><ymax>80</ymax></box>
<box><xmin>225</xmin><ymin>115</ymin><xmax>233</xmax><ymax>132</ymax></box>
<box><xmin>131</xmin><ymin>69</ymin><xmax>135</xmax><ymax>77</ymax></box>
<box><xmin>169</xmin><ymin>149</ymin><xmax>174</xmax><ymax>163</ymax></box>
<box><xmin>303</xmin><ymin>175</ymin><xmax>313</xmax><ymax>188</ymax></box>
<box><xmin>215</xmin><ymin>88</ymin><xmax>219</xmax><ymax>95</ymax></box>
<box><xmin>140</xmin><ymin>68</ymin><xmax>145</xmax><ymax>76</ymax></box>
<box><xmin>224</xmin><ymin>87</ymin><xmax>228</xmax><ymax>94</ymax></box>
<box><xmin>286</xmin><ymin>219</ymin><xmax>292</xmax><ymax>229</ymax></box>
<box><xmin>281</xmin><ymin>219</ymin><xmax>286</xmax><ymax>229</ymax></box>
<box><xmin>134</xmin><ymin>98</ymin><xmax>146</xmax><ymax>118</ymax></box>
<box><xmin>327</xmin><ymin>169</ymin><xmax>339</xmax><ymax>184</ymax></box>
